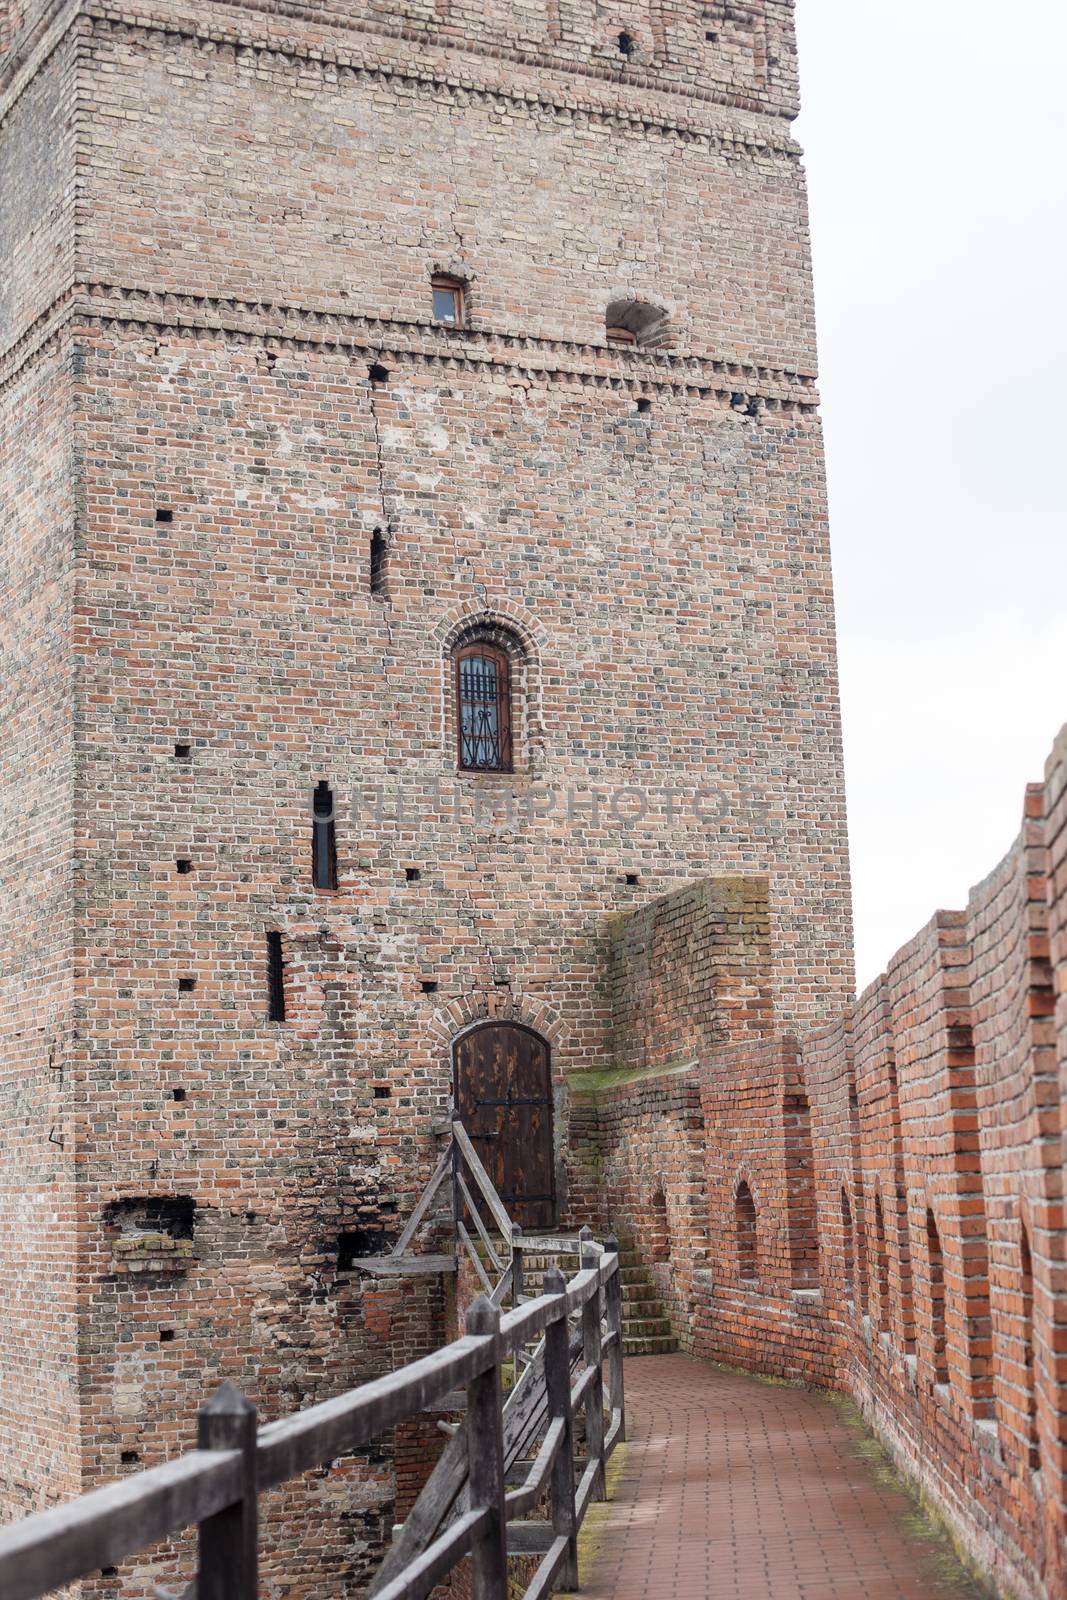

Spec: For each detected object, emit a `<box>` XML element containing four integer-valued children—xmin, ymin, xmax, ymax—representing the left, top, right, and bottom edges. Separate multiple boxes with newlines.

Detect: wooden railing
<box><xmin>0</xmin><ymin>1233</ymin><xmax>624</xmax><ymax>1600</ymax></box>
<box><xmin>358</xmin><ymin>1118</ymin><xmax>537</xmax><ymax>1309</ymax></box>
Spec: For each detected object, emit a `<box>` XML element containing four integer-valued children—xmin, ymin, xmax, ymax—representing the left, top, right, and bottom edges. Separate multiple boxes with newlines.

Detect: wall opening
<box><xmin>926</xmin><ymin>1209</ymin><xmax>949</xmax><ymax>1386</ymax></box>
<box><xmin>370</xmin><ymin>527</ymin><xmax>388</xmax><ymax>596</ymax></box>
<box><xmin>784</xmin><ymin>1092</ymin><xmax>819</xmax><ymax>1288</ymax></box>
<box><xmin>605</xmin><ymin>298</ymin><xmax>672</xmax><ymax>349</ymax></box>
<box><xmin>874</xmin><ymin>1194</ymin><xmax>890</xmax><ymax>1332</ymax></box>
<box><xmin>1020</xmin><ymin>1225</ymin><xmax>1040</xmax><ymax>1469</ymax></box>
<box><xmin>337</xmin><ymin>1227</ymin><xmax>388</xmax><ymax>1271</ymax></box>
<box><xmin>312</xmin><ymin>781</ymin><xmax>338</xmax><ymax>891</ymax></box>
<box><xmin>841</xmin><ymin>1187</ymin><xmax>854</xmax><ymax>1302</ymax></box>
<box><xmin>267</xmin><ymin>931</ymin><xmax>287</xmax><ymax>1023</ymax></box>
<box><xmin>735</xmin><ymin>1181</ymin><xmax>757</xmax><ymax>1286</ymax></box>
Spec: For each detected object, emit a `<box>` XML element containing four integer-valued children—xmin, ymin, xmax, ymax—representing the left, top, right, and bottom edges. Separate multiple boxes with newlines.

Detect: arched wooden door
<box><xmin>453</xmin><ymin>1022</ymin><xmax>556</xmax><ymax>1229</ymax></box>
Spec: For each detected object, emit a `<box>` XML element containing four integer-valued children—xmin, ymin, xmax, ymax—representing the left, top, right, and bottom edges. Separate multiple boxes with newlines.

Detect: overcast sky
<box><xmin>793</xmin><ymin>0</ymin><xmax>1067</xmax><ymax>991</ymax></box>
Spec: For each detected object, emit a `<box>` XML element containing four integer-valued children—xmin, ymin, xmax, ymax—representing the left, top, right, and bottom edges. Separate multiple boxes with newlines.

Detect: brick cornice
<box><xmin>2</xmin><ymin>0</ymin><xmax>800</xmax><ymax>155</ymax></box>
<box><xmin>0</xmin><ymin>282</ymin><xmax>820</xmax><ymax>411</ymax></box>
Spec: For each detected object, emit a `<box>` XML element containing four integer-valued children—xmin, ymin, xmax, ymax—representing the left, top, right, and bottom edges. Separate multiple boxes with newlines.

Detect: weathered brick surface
<box><xmin>0</xmin><ymin>1</ymin><xmax>853</xmax><ymax>1592</ymax></box>
<box><xmin>596</xmin><ymin>727</ymin><xmax>1067</xmax><ymax>1600</ymax></box>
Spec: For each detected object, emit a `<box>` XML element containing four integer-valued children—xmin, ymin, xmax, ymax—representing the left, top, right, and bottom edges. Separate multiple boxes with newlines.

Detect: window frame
<box><xmin>455</xmin><ymin>640</ymin><xmax>513</xmax><ymax>774</ymax></box>
<box><xmin>431</xmin><ymin>275</ymin><xmax>465</xmax><ymax>329</ymax></box>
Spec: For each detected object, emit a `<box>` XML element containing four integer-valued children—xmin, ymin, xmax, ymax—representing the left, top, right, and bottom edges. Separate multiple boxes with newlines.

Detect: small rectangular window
<box><xmin>267</xmin><ymin>931</ymin><xmax>287</xmax><ymax>1023</ymax></box>
<box><xmin>431</xmin><ymin>277</ymin><xmax>464</xmax><ymax>327</ymax></box>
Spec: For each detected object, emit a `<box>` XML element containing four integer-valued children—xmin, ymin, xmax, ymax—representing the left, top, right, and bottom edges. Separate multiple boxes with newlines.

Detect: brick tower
<box><xmin>0</xmin><ymin>0</ymin><xmax>852</xmax><ymax>1591</ymax></box>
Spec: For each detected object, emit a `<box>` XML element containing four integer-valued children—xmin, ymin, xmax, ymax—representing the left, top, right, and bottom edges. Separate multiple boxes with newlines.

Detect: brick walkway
<box><xmin>572</xmin><ymin>1354</ymin><xmax>984</xmax><ymax>1600</ymax></box>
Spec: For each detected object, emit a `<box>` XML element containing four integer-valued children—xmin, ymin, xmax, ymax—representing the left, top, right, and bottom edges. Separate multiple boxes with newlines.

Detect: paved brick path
<box><xmin>573</xmin><ymin>1354</ymin><xmax>984</xmax><ymax>1600</ymax></box>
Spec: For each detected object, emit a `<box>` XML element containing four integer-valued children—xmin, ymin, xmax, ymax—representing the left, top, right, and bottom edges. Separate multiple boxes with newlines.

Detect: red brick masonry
<box><xmin>585</xmin><ymin>725</ymin><xmax>1067</xmax><ymax>1600</ymax></box>
<box><xmin>573</xmin><ymin>1354</ymin><xmax>987</xmax><ymax>1600</ymax></box>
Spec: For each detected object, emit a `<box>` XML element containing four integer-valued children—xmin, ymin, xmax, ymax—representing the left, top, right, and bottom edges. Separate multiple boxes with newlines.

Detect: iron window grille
<box><xmin>455</xmin><ymin>642</ymin><xmax>513</xmax><ymax>772</ymax></box>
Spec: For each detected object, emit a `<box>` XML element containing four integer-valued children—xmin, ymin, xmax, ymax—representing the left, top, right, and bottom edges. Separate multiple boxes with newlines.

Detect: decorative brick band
<box><xmin>2</xmin><ymin>0</ymin><xmax>801</xmax><ymax>149</ymax></box>
<box><xmin>0</xmin><ymin>284</ymin><xmax>820</xmax><ymax>408</ymax></box>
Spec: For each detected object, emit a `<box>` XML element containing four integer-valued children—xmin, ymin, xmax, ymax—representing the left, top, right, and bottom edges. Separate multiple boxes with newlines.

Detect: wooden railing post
<box><xmin>511</xmin><ymin>1223</ymin><xmax>524</xmax><ymax>1305</ymax></box>
<box><xmin>196</xmin><ymin>1383</ymin><xmax>258</xmax><ymax>1600</ymax></box>
<box><xmin>543</xmin><ymin>1265</ymin><xmax>579</xmax><ymax>1588</ymax></box>
<box><xmin>605</xmin><ymin>1234</ymin><xmax>626</xmax><ymax>1443</ymax></box>
<box><xmin>579</xmin><ymin>1227</ymin><xmax>606</xmax><ymax>1501</ymax></box>
<box><xmin>465</xmin><ymin>1295</ymin><xmax>508</xmax><ymax>1599</ymax></box>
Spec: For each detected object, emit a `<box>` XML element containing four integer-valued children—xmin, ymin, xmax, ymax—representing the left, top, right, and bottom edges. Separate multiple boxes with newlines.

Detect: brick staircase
<box><xmin>516</xmin><ymin>1237</ymin><xmax>677</xmax><ymax>1358</ymax></box>
<box><xmin>615</xmin><ymin>1241</ymin><xmax>678</xmax><ymax>1356</ymax></box>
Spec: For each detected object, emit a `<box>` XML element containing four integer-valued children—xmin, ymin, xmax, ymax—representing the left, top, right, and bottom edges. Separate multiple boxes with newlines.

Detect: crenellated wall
<box><xmin>593</xmin><ymin>723</ymin><xmax>1067</xmax><ymax>1600</ymax></box>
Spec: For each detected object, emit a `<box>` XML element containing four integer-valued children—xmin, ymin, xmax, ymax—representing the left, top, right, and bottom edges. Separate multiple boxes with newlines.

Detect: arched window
<box><xmin>735</xmin><ymin>1181</ymin><xmax>757</xmax><ymax>1285</ymax></box>
<box><xmin>455</xmin><ymin>640</ymin><xmax>513</xmax><ymax>772</ymax></box>
<box><xmin>926</xmin><ymin>1209</ymin><xmax>949</xmax><ymax>1386</ymax></box>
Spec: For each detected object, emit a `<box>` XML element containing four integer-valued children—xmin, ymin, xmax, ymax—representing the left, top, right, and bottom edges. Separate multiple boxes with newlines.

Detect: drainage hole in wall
<box><xmin>373</xmin><ymin>1085</ymin><xmax>391</xmax><ymax>1099</ymax></box>
<box><xmin>405</xmin><ymin>867</ymin><xmax>421</xmax><ymax>882</ymax></box>
<box><xmin>624</xmin><ymin>872</ymin><xmax>640</xmax><ymax>886</ymax></box>
<box><xmin>155</xmin><ymin>508</ymin><xmax>173</xmax><ymax>524</ymax></box>
<box><xmin>173</xmin><ymin>742</ymin><xmax>192</xmax><ymax>760</ymax></box>
<box><xmin>159</xmin><ymin>1329</ymin><xmax>175</xmax><ymax>1343</ymax></box>
<box><xmin>177</xmin><ymin>977</ymin><xmax>196</xmax><ymax>993</ymax></box>
<box><xmin>421</xmin><ymin>979</ymin><xmax>438</xmax><ymax>993</ymax></box>
<box><xmin>172</xmin><ymin>1087</ymin><xmax>186</xmax><ymax>1102</ymax></box>
<box><xmin>636</xmin><ymin>398</ymin><xmax>652</xmax><ymax>414</ymax></box>
<box><xmin>121</xmin><ymin>1451</ymin><xmax>140</xmax><ymax>1466</ymax></box>
<box><xmin>176</xmin><ymin>858</ymin><xmax>193</xmax><ymax>875</ymax></box>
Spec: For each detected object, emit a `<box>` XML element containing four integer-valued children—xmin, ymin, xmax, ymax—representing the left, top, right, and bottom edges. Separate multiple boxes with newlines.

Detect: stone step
<box><xmin>623</xmin><ymin>1322</ymin><xmax>675</xmax><ymax>1343</ymax></box>
<box><xmin>622</xmin><ymin>1334</ymin><xmax>679</xmax><ymax>1357</ymax></box>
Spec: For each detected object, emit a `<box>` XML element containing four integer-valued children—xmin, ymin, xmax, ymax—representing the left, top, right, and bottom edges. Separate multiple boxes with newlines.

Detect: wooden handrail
<box><xmin>0</xmin><ymin>1238</ymin><xmax>625</xmax><ymax>1600</ymax></box>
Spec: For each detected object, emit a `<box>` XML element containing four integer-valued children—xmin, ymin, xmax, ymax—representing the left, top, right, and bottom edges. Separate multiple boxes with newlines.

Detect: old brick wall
<box><xmin>0</xmin><ymin>341</ymin><xmax>80</xmax><ymax>1519</ymax></box>
<box><xmin>597</xmin><ymin>725</ymin><xmax>1067</xmax><ymax>1600</ymax></box>
<box><xmin>1</xmin><ymin>0</ymin><xmax>856</xmax><ymax>1591</ymax></box>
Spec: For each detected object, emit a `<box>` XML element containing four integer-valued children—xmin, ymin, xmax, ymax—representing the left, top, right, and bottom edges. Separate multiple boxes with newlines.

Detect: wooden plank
<box><xmin>503</xmin><ymin>1416</ymin><xmax>564</xmax><ymax>1518</ymax></box>
<box><xmin>458</xmin><ymin>1172</ymin><xmax>503</xmax><ymax>1274</ymax></box>
<box><xmin>465</xmin><ymin>1298</ymin><xmax>507</xmax><ymax>1600</ymax></box>
<box><xmin>367</xmin><ymin>1426</ymin><xmax>470</xmax><ymax>1596</ymax></box>
<box><xmin>570</xmin><ymin>1364</ymin><xmax>597</xmax><ymax>1414</ymax></box>
<box><xmin>574</xmin><ymin>1457</ymin><xmax>601</xmax><ymax>1527</ymax></box>
<box><xmin>516</xmin><ymin>1236</ymin><xmax>582</xmax><ymax>1255</ymax></box>
<box><xmin>391</xmin><ymin>1144</ymin><xmax>453</xmax><ymax>1257</ymax></box>
<box><xmin>452</xmin><ymin>1120</ymin><xmax>513</xmax><ymax>1240</ymax></box>
<box><xmin>355</xmin><ymin>1256</ymin><xmax>456</xmax><ymax>1277</ymax></box>
<box><xmin>0</xmin><ymin>1453</ymin><xmax>241</xmax><ymax>1600</ymax></box>
<box><xmin>542</xmin><ymin>1262</ymin><xmax>578</xmax><ymax>1590</ymax></box>
<box><xmin>503</xmin><ymin>1521</ymin><xmax>554</xmax><ymax>1554</ymax></box>
<box><xmin>197</xmin><ymin>1385</ymin><xmax>257</xmax><ymax>1600</ymax></box>
<box><xmin>522</xmin><ymin>1535</ymin><xmax>571</xmax><ymax>1600</ymax></box>
<box><xmin>458</xmin><ymin>1221</ymin><xmax>494</xmax><ymax>1296</ymax></box>
<box><xmin>370</xmin><ymin>1507</ymin><xmax>487</xmax><ymax>1600</ymax></box>
<box><xmin>421</xmin><ymin>1392</ymin><xmax>466</xmax><ymax>1414</ymax></box>
<box><xmin>489</xmin><ymin>1263</ymin><xmax>513</xmax><ymax>1308</ymax></box>
<box><xmin>257</xmin><ymin>1336</ymin><xmax>490</xmax><ymax>1489</ymax></box>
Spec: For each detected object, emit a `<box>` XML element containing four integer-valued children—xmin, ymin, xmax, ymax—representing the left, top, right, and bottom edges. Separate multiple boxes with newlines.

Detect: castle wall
<box><xmin>595</xmin><ymin>724</ymin><xmax>1067</xmax><ymax>1600</ymax></box>
<box><xmin>0</xmin><ymin>343</ymin><xmax>80</xmax><ymax>1520</ymax></box>
<box><xmin>0</xmin><ymin>26</ymin><xmax>77</xmax><ymax>353</ymax></box>
<box><xmin>0</xmin><ymin>1</ymin><xmax>855</xmax><ymax>1590</ymax></box>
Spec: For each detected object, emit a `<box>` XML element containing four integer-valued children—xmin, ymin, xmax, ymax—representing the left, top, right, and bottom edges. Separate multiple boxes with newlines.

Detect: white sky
<box><xmin>794</xmin><ymin>0</ymin><xmax>1067</xmax><ymax>992</ymax></box>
